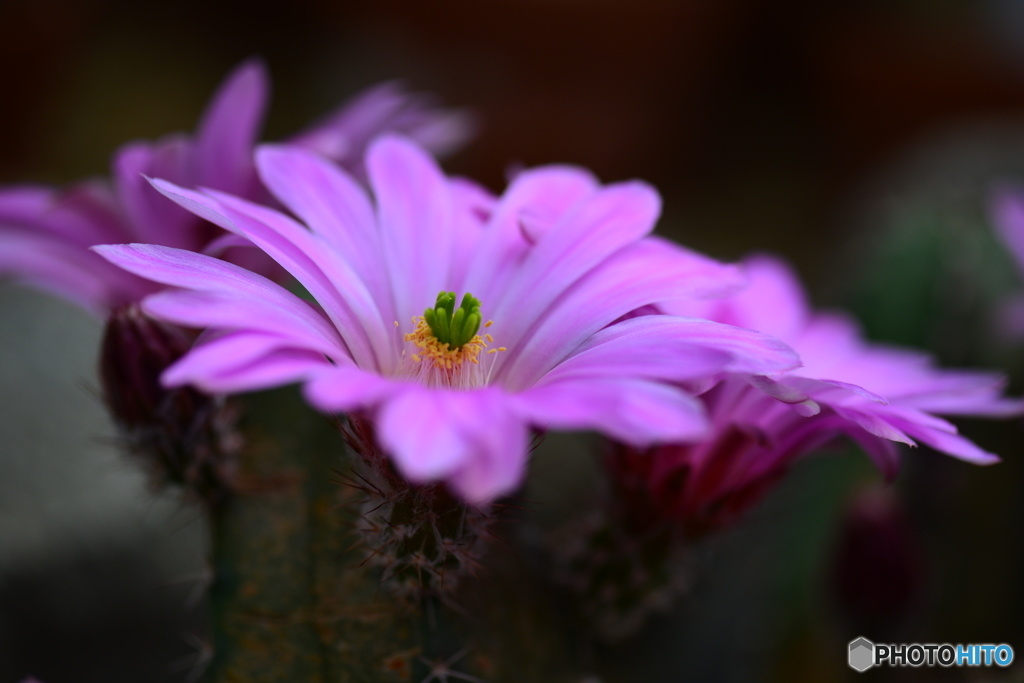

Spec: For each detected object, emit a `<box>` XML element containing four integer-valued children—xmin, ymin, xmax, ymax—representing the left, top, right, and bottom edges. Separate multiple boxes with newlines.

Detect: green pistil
<box><xmin>424</xmin><ymin>291</ymin><xmax>482</xmax><ymax>350</ymax></box>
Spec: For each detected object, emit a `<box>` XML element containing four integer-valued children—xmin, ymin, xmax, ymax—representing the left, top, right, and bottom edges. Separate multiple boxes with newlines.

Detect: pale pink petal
<box><xmin>447</xmin><ymin>176</ymin><xmax>495</xmax><ymax>287</ymax></box>
<box><xmin>444</xmin><ymin>391</ymin><xmax>529</xmax><ymax>502</ymax></box>
<box><xmin>831</xmin><ymin>406</ymin><xmax>916</xmax><ymax>446</ymax></box>
<box><xmin>460</xmin><ymin>166</ymin><xmax>598</xmax><ymax>301</ymax></box>
<box><xmin>717</xmin><ymin>255</ymin><xmax>809</xmax><ymax>341</ymax></box>
<box><xmin>0</xmin><ymin>182</ymin><xmax>126</xmax><ymax>247</ymax></box>
<box><xmin>289</xmin><ymin>81</ymin><xmax>474</xmax><ymax>177</ymax></box>
<box><xmin>376</xmin><ymin>387</ymin><xmax>474</xmax><ymax>482</ymax></box>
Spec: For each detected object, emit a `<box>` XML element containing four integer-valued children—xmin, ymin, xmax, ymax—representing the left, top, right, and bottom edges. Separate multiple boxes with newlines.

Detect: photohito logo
<box><xmin>848</xmin><ymin>637</ymin><xmax>1015</xmax><ymax>672</ymax></box>
<box><xmin>849</xmin><ymin>638</ymin><xmax>874</xmax><ymax>672</ymax></box>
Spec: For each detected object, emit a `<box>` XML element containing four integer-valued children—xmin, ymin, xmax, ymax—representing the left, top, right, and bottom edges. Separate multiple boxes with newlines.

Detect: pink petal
<box><xmin>194</xmin><ymin>58</ymin><xmax>268</xmax><ymax>196</ymax></box>
<box><xmin>376</xmin><ymin>386</ymin><xmax>529</xmax><ymax>502</ymax></box>
<box><xmin>178</xmin><ymin>348</ymin><xmax>329</xmax><ymax>394</ymax></box>
<box><xmin>893</xmin><ymin>418</ymin><xmax>1001</xmax><ymax>465</ymax></box>
<box><xmin>142</xmin><ymin>289</ymin><xmax>345</xmax><ymax>360</ymax></box>
<box><xmin>366</xmin><ymin>135</ymin><xmax>455</xmax><ymax>326</ymax></box>
<box><xmin>0</xmin><ymin>182</ymin><xmax>125</xmax><ymax>247</ymax></box>
<box><xmin>302</xmin><ymin>365</ymin><xmax>398</xmax><ymax>413</ymax></box>
<box><xmin>513</xmin><ymin>378</ymin><xmax>709</xmax><ymax>446</ymax></box>
<box><xmin>376</xmin><ymin>389</ymin><xmax>467</xmax><ymax>482</ymax></box>
<box><xmin>255</xmin><ymin>144</ymin><xmax>391</xmax><ymax>321</ymax></box>
<box><xmin>496</xmin><ymin>239</ymin><xmax>747</xmax><ymax>389</ymax></box>
<box><xmin>93</xmin><ymin>243</ymin><xmax>347</xmax><ymax>357</ymax></box>
<box><xmin>1</xmin><ymin>231</ymin><xmax>151</xmax><ymax>314</ymax></box>
<box><xmin>991</xmin><ymin>186</ymin><xmax>1024</xmax><ymax>278</ymax></box>
<box><xmin>113</xmin><ymin>137</ymin><xmax>200</xmax><ymax>248</ymax></box>
<box><xmin>289</xmin><ymin>81</ymin><xmax>475</xmax><ymax>178</ymax></box>
<box><xmin>831</xmin><ymin>405</ymin><xmax>916</xmax><ymax>446</ymax></box>
<box><xmin>461</xmin><ymin>165</ymin><xmax>598</xmax><ymax>302</ymax></box>
<box><xmin>489</xmin><ymin>180</ymin><xmax>661</xmax><ymax>360</ymax></box>
<box><xmin>149</xmin><ymin>179</ymin><xmax>390</xmax><ymax>371</ymax></box>
<box><xmin>162</xmin><ymin>330</ymin><xmax>340</xmax><ymax>389</ymax></box>
<box><xmin>538</xmin><ymin>315</ymin><xmax>800</xmax><ymax>387</ymax></box>
<box><xmin>718</xmin><ymin>255</ymin><xmax>810</xmax><ymax>341</ymax></box>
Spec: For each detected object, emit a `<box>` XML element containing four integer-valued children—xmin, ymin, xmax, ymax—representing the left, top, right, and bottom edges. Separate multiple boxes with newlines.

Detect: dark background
<box><xmin>3</xmin><ymin>0</ymin><xmax>1024</xmax><ymax>681</ymax></box>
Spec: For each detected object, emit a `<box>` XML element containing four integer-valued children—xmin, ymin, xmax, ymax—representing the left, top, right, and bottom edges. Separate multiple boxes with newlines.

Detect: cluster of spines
<box><xmin>337</xmin><ymin>418</ymin><xmax>493</xmax><ymax>602</ymax></box>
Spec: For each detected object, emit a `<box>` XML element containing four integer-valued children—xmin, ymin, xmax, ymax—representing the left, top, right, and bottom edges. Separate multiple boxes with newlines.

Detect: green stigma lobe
<box><xmin>424</xmin><ymin>291</ymin><xmax>482</xmax><ymax>349</ymax></box>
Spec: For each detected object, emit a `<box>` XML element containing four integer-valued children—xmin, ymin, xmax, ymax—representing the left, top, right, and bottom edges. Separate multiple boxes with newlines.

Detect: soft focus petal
<box><xmin>375</xmin><ymin>386</ymin><xmax>530</xmax><ymax>501</ymax></box>
<box><xmin>378</xmin><ymin>387</ymin><xmax>470</xmax><ymax>483</ymax></box>
<box><xmin>702</xmin><ymin>254</ymin><xmax>810</xmax><ymax>341</ymax></box>
<box><xmin>290</xmin><ymin>81</ymin><xmax>475</xmax><ymax>178</ymax></box>
<box><xmin>444</xmin><ymin>390</ymin><xmax>530</xmax><ymax>502</ymax></box>
<box><xmin>1</xmin><ymin>231</ymin><xmax>152</xmax><ymax>314</ymax></box>
<box><xmin>194</xmin><ymin>58</ymin><xmax>269</xmax><ymax>196</ymax></box>
<box><xmin>991</xmin><ymin>186</ymin><xmax>1024</xmax><ymax>278</ymax></box>
<box><xmin>113</xmin><ymin>137</ymin><xmax>201</xmax><ymax>248</ymax></box>
<box><xmin>0</xmin><ymin>183</ymin><xmax>125</xmax><ymax>247</ymax></box>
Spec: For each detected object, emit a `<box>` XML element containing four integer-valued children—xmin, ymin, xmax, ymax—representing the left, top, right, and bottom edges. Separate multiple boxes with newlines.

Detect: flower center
<box><xmin>401</xmin><ymin>292</ymin><xmax>505</xmax><ymax>388</ymax></box>
<box><xmin>425</xmin><ymin>291</ymin><xmax>482</xmax><ymax>351</ymax></box>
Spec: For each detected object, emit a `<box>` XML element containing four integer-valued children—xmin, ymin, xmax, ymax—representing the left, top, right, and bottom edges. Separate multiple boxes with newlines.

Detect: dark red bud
<box><xmin>99</xmin><ymin>305</ymin><xmax>240</xmax><ymax>506</ymax></box>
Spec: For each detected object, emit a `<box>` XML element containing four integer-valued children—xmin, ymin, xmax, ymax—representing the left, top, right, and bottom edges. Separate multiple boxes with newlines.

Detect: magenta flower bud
<box><xmin>830</xmin><ymin>486</ymin><xmax>925</xmax><ymax>636</ymax></box>
<box><xmin>100</xmin><ymin>305</ymin><xmax>240</xmax><ymax>505</ymax></box>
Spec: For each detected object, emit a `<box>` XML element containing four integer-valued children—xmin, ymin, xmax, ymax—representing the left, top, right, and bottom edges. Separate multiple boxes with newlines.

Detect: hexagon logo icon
<box><xmin>849</xmin><ymin>637</ymin><xmax>875</xmax><ymax>672</ymax></box>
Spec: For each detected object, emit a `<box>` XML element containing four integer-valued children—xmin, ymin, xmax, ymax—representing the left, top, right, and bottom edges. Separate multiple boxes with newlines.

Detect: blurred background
<box><xmin>4</xmin><ymin>0</ymin><xmax>1024</xmax><ymax>680</ymax></box>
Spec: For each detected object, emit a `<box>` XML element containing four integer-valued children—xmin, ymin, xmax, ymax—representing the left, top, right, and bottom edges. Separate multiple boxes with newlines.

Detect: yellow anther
<box><xmin>484</xmin><ymin>320</ymin><xmax>494</xmax><ymax>328</ymax></box>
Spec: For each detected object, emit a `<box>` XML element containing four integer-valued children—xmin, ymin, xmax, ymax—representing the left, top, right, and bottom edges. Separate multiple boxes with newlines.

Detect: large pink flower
<box><xmin>0</xmin><ymin>60</ymin><xmax>472</xmax><ymax>315</ymax></box>
<box><xmin>96</xmin><ymin>136</ymin><xmax>801</xmax><ymax>501</ymax></box>
<box><xmin>621</xmin><ymin>255</ymin><xmax>1022</xmax><ymax>532</ymax></box>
